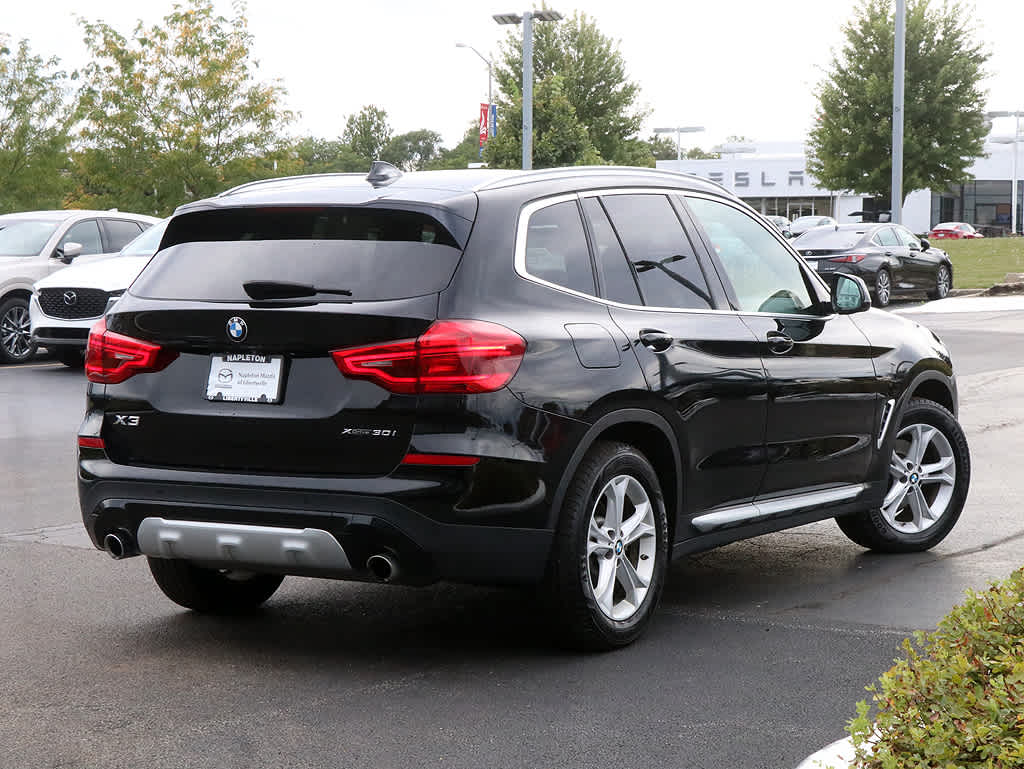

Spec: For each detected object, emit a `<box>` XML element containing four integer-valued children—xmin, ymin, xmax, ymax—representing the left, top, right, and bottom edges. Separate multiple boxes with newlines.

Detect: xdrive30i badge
<box><xmin>341</xmin><ymin>428</ymin><xmax>399</xmax><ymax>437</ymax></box>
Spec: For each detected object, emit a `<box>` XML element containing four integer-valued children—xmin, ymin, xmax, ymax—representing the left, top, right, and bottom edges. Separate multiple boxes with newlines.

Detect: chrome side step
<box><xmin>691</xmin><ymin>484</ymin><xmax>867</xmax><ymax>533</ymax></box>
<box><xmin>137</xmin><ymin>518</ymin><xmax>352</xmax><ymax>571</ymax></box>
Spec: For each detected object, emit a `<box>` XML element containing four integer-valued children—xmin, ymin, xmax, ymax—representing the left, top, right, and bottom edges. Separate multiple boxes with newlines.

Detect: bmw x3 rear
<box><xmin>79</xmin><ymin>164</ymin><xmax>970</xmax><ymax>650</ymax></box>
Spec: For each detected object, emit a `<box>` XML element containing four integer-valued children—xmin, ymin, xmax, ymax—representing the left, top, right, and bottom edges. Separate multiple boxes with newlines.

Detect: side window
<box><xmin>685</xmin><ymin>196</ymin><xmax>815</xmax><ymax>315</ymax></box>
<box><xmin>524</xmin><ymin>201</ymin><xmax>596</xmax><ymax>296</ymax></box>
<box><xmin>104</xmin><ymin>219</ymin><xmax>145</xmax><ymax>252</ymax></box>
<box><xmin>599</xmin><ymin>194</ymin><xmax>713</xmax><ymax>310</ymax></box>
<box><xmin>876</xmin><ymin>227</ymin><xmax>901</xmax><ymax>247</ymax></box>
<box><xmin>60</xmin><ymin>219</ymin><xmax>103</xmax><ymax>255</ymax></box>
<box><xmin>580</xmin><ymin>197</ymin><xmax>642</xmax><ymax>305</ymax></box>
<box><xmin>895</xmin><ymin>227</ymin><xmax>920</xmax><ymax>249</ymax></box>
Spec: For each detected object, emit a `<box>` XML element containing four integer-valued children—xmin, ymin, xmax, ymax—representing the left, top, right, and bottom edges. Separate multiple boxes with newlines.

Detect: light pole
<box><xmin>456</xmin><ymin>42</ymin><xmax>493</xmax><ymax>143</ymax></box>
<box><xmin>987</xmin><ymin>110</ymin><xmax>1024</xmax><ymax>236</ymax></box>
<box><xmin>891</xmin><ymin>0</ymin><xmax>906</xmax><ymax>224</ymax></box>
<box><xmin>653</xmin><ymin>126</ymin><xmax>705</xmax><ymax>164</ymax></box>
<box><xmin>493</xmin><ymin>9</ymin><xmax>563</xmax><ymax>170</ymax></box>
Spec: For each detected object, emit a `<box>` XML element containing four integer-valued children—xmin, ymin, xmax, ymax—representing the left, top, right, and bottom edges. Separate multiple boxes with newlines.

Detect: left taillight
<box><xmin>331</xmin><ymin>319</ymin><xmax>526</xmax><ymax>394</ymax></box>
<box><xmin>830</xmin><ymin>253</ymin><xmax>867</xmax><ymax>263</ymax></box>
<box><xmin>85</xmin><ymin>317</ymin><xmax>179</xmax><ymax>384</ymax></box>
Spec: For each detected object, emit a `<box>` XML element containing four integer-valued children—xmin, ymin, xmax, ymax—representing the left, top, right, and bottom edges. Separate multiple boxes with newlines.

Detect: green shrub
<box><xmin>848</xmin><ymin>567</ymin><xmax>1024</xmax><ymax>768</ymax></box>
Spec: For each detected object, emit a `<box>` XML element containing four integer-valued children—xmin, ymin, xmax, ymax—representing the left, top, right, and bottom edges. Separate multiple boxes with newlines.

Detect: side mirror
<box><xmin>57</xmin><ymin>242</ymin><xmax>83</xmax><ymax>263</ymax></box>
<box><xmin>826</xmin><ymin>273</ymin><xmax>871</xmax><ymax>314</ymax></box>
<box><xmin>919</xmin><ymin>237</ymin><xmax>930</xmax><ymax>252</ymax></box>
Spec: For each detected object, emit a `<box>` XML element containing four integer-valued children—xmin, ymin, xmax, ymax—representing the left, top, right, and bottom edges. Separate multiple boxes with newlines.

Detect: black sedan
<box><xmin>792</xmin><ymin>223</ymin><xmax>953</xmax><ymax>307</ymax></box>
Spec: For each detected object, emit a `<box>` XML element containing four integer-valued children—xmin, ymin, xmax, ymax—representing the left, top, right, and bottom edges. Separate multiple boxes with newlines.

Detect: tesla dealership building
<box><xmin>657</xmin><ymin>140</ymin><xmax>1022</xmax><ymax>235</ymax></box>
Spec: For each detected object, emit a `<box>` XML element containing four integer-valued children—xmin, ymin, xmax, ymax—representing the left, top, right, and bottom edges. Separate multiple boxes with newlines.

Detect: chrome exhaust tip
<box><xmin>366</xmin><ymin>553</ymin><xmax>399</xmax><ymax>583</ymax></box>
<box><xmin>103</xmin><ymin>531</ymin><xmax>137</xmax><ymax>560</ymax></box>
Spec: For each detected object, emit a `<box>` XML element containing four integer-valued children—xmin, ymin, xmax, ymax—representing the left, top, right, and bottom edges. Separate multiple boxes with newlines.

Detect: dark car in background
<box><xmin>793</xmin><ymin>222</ymin><xmax>953</xmax><ymax>307</ymax></box>
<box><xmin>78</xmin><ymin>165</ymin><xmax>970</xmax><ymax>650</ymax></box>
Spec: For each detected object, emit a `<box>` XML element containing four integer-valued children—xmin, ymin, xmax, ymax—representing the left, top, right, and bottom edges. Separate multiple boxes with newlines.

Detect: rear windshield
<box><xmin>793</xmin><ymin>228</ymin><xmax>863</xmax><ymax>249</ymax></box>
<box><xmin>131</xmin><ymin>207</ymin><xmax>464</xmax><ymax>302</ymax></box>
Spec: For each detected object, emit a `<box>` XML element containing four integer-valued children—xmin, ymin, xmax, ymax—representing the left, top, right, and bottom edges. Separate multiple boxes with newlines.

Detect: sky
<box><xmin>5</xmin><ymin>0</ymin><xmax>1024</xmax><ymax>151</ymax></box>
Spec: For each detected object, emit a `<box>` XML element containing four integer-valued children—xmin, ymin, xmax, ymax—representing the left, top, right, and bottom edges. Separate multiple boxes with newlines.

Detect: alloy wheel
<box><xmin>936</xmin><ymin>266</ymin><xmax>951</xmax><ymax>298</ymax></box>
<box><xmin>875</xmin><ymin>270</ymin><xmax>891</xmax><ymax>306</ymax></box>
<box><xmin>586</xmin><ymin>474</ymin><xmax>657</xmax><ymax>621</ymax></box>
<box><xmin>0</xmin><ymin>304</ymin><xmax>33</xmax><ymax>362</ymax></box>
<box><xmin>881</xmin><ymin>423</ymin><xmax>956</xmax><ymax>533</ymax></box>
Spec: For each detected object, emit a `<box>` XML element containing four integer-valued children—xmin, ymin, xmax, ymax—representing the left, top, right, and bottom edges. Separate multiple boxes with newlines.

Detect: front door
<box><xmin>683</xmin><ymin>194</ymin><xmax>881</xmax><ymax>499</ymax></box>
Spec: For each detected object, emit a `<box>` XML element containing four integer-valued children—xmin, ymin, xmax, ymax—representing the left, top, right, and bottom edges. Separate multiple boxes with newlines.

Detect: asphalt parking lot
<box><xmin>3</xmin><ymin>300</ymin><xmax>1024</xmax><ymax>769</ymax></box>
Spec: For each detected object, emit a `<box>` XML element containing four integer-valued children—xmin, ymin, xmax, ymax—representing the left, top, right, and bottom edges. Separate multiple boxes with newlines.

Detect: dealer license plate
<box><xmin>206</xmin><ymin>354</ymin><xmax>284</xmax><ymax>403</ymax></box>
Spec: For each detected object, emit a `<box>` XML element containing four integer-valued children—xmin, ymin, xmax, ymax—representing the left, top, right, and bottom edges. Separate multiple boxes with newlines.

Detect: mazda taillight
<box><xmin>830</xmin><ymin>253</ymin><xmax>867</xmax><ymax>263</ymax></box>
<box><xmin>85</xmin><ymin>317</ymin><xmax>179</xmax><ymax>384</ymax></box>
<box><xmin>331</xmin><ymin>320</ymin><xmax>526</xmax><ymax>394</ymax></box>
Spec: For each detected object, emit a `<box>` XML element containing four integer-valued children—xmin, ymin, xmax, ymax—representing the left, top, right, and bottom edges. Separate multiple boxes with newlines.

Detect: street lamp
<box><xmin>653</xmin><ymin>126</ymin><xmax>705</xmax><ymax>163</ymax></box>
<box><xmin>987</xmin><ymin>110</ymin><xmax>1024</xmax><ymax>236</ymax></box>
<box><xmin>456</xmin><ymin>42</ymin><xmax>493</xmax><ymax>143</ymax></box>
<box><xmin>493</xmin><ymin>9</ymin><xmax>563</xmax><ymax>170</ymax></box>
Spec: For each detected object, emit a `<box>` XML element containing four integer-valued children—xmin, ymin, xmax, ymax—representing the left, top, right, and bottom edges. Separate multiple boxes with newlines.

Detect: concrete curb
<box><xmin>795</xmin><ymin>737</ymin><xmax>855</xmax><ymax>768</ymax></box>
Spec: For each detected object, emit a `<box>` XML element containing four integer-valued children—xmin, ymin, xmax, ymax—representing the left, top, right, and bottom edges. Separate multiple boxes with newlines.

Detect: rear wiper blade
<box><xmin>242</xmin><ymin>280</ymin><xmax>353</xmax><ymax>300</ymax></box>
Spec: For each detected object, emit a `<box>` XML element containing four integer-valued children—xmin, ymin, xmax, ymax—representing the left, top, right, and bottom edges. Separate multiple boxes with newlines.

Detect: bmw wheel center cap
<box><xmin>227</xmin><ymin>317</ymin><xmax>247</xmax><ymax>342</ymax></box>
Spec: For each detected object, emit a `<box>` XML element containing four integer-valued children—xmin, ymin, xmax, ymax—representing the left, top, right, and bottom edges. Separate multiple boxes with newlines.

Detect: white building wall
<box><xmin>901</xmin><ymin>189</ymin><xmax>932</xmax><ymax>234</ymax></box>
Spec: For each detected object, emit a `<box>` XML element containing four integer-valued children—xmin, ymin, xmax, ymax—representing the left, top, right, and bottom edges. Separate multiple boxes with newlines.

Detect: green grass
<box><xmin>938</xmin><ymin>237</ymin><xmax>1024</xmax><ymax>288</ymax></box>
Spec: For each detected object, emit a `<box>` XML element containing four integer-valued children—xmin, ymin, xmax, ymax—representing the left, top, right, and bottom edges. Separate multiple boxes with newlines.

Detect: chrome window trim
<box><xmin>513</xmin><ymin>188</ymin><xmax>837</xmax><ymax>321</ymax></box>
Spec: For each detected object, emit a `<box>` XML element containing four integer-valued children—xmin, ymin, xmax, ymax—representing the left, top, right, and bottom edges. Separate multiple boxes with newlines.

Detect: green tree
<box><xmin>73</xmin><ymin>0</ymin><xmax>293</xmax><ymax>214</ymax></box>
<box><xmin>484</xmin><ymin>75</ymin><xmax>601</xmax><ymax>169</ymax></box>
<box><xmin>0</xmin><ymin>36</ymin><xmax>75</xmax><ymax>212</ymax></box>
<box><xmin>427</xmin><ymin>123</ymin><xmax>485</xmax><ymax>170</ymax></box>
<box><xmin>647</xmin><ymin>133</ymin><xmax>678</xmax><ymax>161</ymax></box>
<box><xmin>287</xmin><ymin>136</ymin><xmax>366</xmax><ymax>174</ymax></box>
<box><xmin>494</xmin><ymin>11</ymin><xmax>648</xmax><ymax>165</ymax></box>
<box><xmin>807</xmin><ymin>0</ymin><xmax>988</xmax><ymax>203</ymax></box>
<box><xmin>381</xmin><ymin>129</ymin><xmax>443</xmax><ymax>171</ymax></box>
<box><xmin>342</xmin><ymin>105</ymin><xmax>392</xmax><ymax>164</ymax></box>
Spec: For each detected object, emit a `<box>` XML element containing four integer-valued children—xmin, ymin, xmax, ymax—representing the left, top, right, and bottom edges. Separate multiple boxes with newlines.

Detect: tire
<box><xmin>836</xmin><ymin>398</ymin><xmax>970</xmax><ymax>553</ymax></box>
<box><xmin>546</xmin><ymin>441</ymin><xmax>670</xmax><ymax>651</ymax></box>
<box><xmin>0</xmin><ymin>296</ymin><xmax>37</xmax><ymax>364</ymax></box>
<box><xmin>54</xmin><ymin>348</ymin><xmax>85</xmax><ymax>368</ymax></box>
<box><xmin>873</xmin><ymin>268</ymin><xmax>892</xmax><ymax>308</ymax></box>
<box><xmin>147</xmin><ymin>557</ymin><xmax>284</xmax><ymax>613</ymax></box>
<box><xmin>928</xmin><ymin>264</ymin><xmax>952</xmax><ymax>300</ymax></box>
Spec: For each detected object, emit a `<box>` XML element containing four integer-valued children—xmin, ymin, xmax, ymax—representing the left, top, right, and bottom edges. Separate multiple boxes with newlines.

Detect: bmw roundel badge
<box><xmin>227</xmin><ymin>316</ymin><xmax>247</xmax><ymax>342</ymax></box>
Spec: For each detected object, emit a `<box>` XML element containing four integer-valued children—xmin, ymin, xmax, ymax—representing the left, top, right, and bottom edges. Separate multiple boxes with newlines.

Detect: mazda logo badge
<box><xmin>63</xmin><ymin>290</ymin><xmax>77</xmax><ymax>306</ymax></box>
<box><xmin>226</xmin><ymin>317</ymin><xmax>247</xmax><ymax>342</ymax></box>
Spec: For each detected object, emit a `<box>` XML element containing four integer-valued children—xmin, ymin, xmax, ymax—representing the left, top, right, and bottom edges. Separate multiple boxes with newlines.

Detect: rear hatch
<box><xmin>97</xmin><ymin>205</ymin><xmax>469</xmax><ymax>476</ymax></box>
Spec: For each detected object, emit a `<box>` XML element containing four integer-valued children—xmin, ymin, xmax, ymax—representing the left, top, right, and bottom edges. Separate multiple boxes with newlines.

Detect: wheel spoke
<box><xmin>906</xmin><ymin>425</ymin><xmax>936</xmax><ymax>466</ymax></box>
<box><xmin>602</xmin><ymin>477</ymin><xmax>627</xmax><ymax>533</ymax></box>
<box><xmin>889</xmin><ymin>454</ymin><xmax>907</xmax><ymax>479</ymax></box>
<box><xmin>907</xmin><ymin>485</ymin><xmax>931</xmax><ymax>526</ymax></box>
<box><xmin>882</xmin><ymin>481</ymin><xmax>909</xmax><ymax>516</ymax></box>
<box><xmin>594</xmin><ymin>559</ymin><xmax>616</xmax><ymax>615</ymax></box>
<box><xmin>620</xmin><ymin>502</ymin><xmax>653</xmax><ymax>545</ymax></box>
<box><xmin>616</xmin><ymin>556</ymin><xmax>648</xmax><ymax>607</ymax></box>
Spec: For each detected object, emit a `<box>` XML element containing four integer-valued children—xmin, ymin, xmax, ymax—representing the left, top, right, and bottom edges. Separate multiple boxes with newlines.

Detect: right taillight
<box><xmin>85</xmin><ymin>317</ymin><xmax>179</xmax><ymax>384</ymax></box>
<box><xmin>830</xmin><ymin>253</ymin><xmax>867</xmax><ymax>263</ymax></box>
<box><xmin>331</xmin><ymin>319</ymin><xmax>526</xmax><ymax>394</ymax></box>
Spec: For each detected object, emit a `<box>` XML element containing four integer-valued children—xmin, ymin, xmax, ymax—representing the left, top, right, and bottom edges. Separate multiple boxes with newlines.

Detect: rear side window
<box><xmin>132</xmin><ymin>207</ymin><xmax>464</xmax><ymax>303</ymax></box>
<box><xmin>524</xmin><ymin>201</ymin><xmax>596</xmax><ymax>296</ymax></box>
<box><xmin>600</xmin><ymin>194</ymin><xmax>713</xmax><ymax>310</ymax></box>
<box><xmin>876</xmin><ymin>227</ymin><xmax>901</xmax><ymax>247</ymax></box>
<box><xmin>580</xmin><ymin>197</ymin><xmax>642</xmax><ymax>305</ymax></box>
<box><xmin>104</xmin><ymin>219</ymin><xmax>145</xmax><ymax>251</ymax></box>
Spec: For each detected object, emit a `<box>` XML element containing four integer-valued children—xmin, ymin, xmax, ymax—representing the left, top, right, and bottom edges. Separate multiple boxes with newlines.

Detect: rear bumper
<box><xmin>79</xmin><ymin>460</ymin><xmax>555</xmax><ymax>587</ymax></box>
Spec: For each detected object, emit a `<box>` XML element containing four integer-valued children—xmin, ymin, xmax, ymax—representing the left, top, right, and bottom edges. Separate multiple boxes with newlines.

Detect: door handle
<box><xmin>884</xmin><ymin>251</ymin><xmax>893</xmax><ymax>256</ymax></box>
<box><xmin>766</xmin><ymin>331</ymin><xmax>794</xmax><ymax>355</ymax></box>
<box><xmin>639</xmin><ymin>329</ymin><xmax>674</xmax><ymax>353</ymax></box>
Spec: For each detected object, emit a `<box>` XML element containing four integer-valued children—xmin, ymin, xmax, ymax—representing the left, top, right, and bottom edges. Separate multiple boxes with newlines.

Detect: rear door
<box><xmin>100</xmin><ymin>205</ymin><xmax>467</xmax><ymax>476</ymax></box>
<box><xmin>582</xmin><ymin>191</ymin><xmax>769</xmax><ymax>515</ymax></box>
<box><xmin>895</xmin><ymin>226</ymin><xmax>938</xmax><ymax>289</ymax></box>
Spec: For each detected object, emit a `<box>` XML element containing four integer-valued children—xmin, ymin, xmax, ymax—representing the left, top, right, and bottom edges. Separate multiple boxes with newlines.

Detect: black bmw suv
<box><xmin>78</xmin><ymin>164</ymin><xmax>970</xmax><ymax>650</ymax></box>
